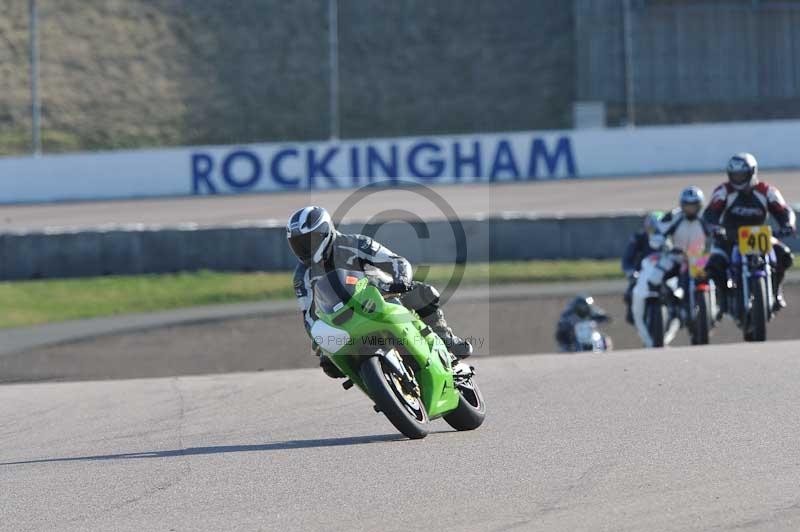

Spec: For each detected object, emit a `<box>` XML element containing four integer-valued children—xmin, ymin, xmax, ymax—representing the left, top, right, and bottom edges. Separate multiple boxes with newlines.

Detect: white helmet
<box><xmin>726</xmin><ymin>153</ymin><xmax>758</xmax><ymax>191</ymax></box>
<box><xmin>286</xmin><ymin>206</ymin><xmax>335</xmax><ymax>266</ymax></box>
<box><xmin>679</xmin><ymin>185</ymin><xmax>704</xmax><ymax>220</ymax></box>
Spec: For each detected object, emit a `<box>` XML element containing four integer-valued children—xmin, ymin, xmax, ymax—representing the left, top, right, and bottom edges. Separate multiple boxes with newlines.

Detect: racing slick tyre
<box><xmin>360</xmin><ymin>355</ymin><xmax>429</xmax><ymax>439</ymax></box>
<box><xmin>748</xmin><ymin>277</ymin><xmax>769</xmax><ymax>342</ymax></box>
<box><xmin>645</xmin><ymin>299</ymin><xmax>665</xmax><ymax>348</ymax></box>
<box><xmin>692</xmin><ymin>292</ymin><xmax>711</xmax><ymax>345</ymax></box>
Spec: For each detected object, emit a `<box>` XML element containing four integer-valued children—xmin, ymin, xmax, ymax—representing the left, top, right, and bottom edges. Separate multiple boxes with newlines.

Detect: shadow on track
<box><xmin>0</xmin><ymin>433</ymin><xmax>406</xmax><ymax>466</ymax></box>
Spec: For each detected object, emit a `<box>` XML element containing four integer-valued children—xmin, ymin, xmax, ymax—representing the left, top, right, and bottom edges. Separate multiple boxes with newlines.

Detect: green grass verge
<box><xmin>0</xmin><ymin>260</ymin><xmax>620</xmax><ymax>329</ymax></box>
<box><xmin>0</xmin><ymin>129</ymin><xmax>83</xmax><ymax>156</ymax></box>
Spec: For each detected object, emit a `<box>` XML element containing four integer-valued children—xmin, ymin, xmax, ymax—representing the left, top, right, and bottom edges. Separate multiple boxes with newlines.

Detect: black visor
<box><xmin>728</xmin><ymin>170</ymin><xmax>751</xmax><ymax>185</ymax></box>
<box><xmin>682</xmin><ymin>203</ymin><xmax>701</xmax><ymax>217</ymax></box>
<box><xmin>288</xmin><ymin>222</ymin><xmax>330</xmax><ymax>264</ymax></box>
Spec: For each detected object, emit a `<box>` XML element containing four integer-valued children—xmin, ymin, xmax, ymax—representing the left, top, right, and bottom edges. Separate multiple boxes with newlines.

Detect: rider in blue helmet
<box><xmin>621</xmin><ymin>211</ymin><xmax>664</xmax><ymax>324</ymax></box>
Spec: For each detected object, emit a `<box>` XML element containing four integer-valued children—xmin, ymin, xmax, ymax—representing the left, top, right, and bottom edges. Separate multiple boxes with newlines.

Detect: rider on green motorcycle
<box><xmin>287</xmin><ymin>206</ymin><xmax>473</xmax><ymax>378</ymax></box>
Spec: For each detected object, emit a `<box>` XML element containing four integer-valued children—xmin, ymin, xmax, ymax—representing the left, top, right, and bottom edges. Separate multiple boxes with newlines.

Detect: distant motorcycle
<box><xmin>723</xmin><ymin>225</ymin><xmax>776</xmax><ymax>342</ymax></box>
<box><xmin>572</xmin><ymin>319</ymin><xmax>612</xmax><ymax>353</ymax></box>
<box><xmin>633</xmin><ymin>250</ymin><xmax>683</xmax><ymax>348</ymax></box>
<box><xmin>680</xmin><ymin>253</ymin><xmax>717</xmax><ymax>345</ymax></box>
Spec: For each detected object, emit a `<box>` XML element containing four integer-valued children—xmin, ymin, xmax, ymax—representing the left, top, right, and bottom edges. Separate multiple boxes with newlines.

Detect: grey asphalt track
<box><xmin>5</xmin><ymin>170</ymin><xmax>800</xmax><ymax>531</ymax></box>
<box><xmin>4</xmin><ymin>170</ymin><xmax>800</xmax><ymax>231</ymax></box>
<box><xmin>3</xmin><ymin>343</ymin><xmax>800</xmax><ymax>532</ymax></box>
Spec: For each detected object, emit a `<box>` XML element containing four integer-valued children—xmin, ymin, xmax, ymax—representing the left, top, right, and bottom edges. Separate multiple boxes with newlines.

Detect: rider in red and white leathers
<box><xmin>702</xmin><ymin>153</ymin><xmax>796</xmax><ymax>311</ymax></box>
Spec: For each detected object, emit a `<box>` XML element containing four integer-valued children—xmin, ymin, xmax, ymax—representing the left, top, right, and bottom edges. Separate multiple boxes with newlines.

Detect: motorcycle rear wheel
<box><xmin>360</xmin><ymin>355</ymin><xmax>429</xmax><ymax>439</ymax></box>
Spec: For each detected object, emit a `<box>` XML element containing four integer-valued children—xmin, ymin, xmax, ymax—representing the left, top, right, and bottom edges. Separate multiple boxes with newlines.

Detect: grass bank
<box><xmin>0</xmin><ymin>260</ymin><xmax>620</xmax><ymax>329</ymax></box>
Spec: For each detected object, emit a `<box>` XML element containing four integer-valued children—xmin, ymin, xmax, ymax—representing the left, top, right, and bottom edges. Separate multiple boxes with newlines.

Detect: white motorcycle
<box><xmin>572</xmin><ymin>319</ymin><xmax>613</xmax><ymax>353</ymax></box>
<box><xmin>632</xmin><ymin>250</ymin><xmax>683</xmax><ymax>348</ymax></box>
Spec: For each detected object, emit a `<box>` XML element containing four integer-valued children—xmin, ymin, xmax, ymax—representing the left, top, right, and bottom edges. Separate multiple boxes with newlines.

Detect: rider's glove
<box><xmin>710</xmin><ymin>225</ymin><xmax>727</xmax><ymax>239</ymax></box>
<box><xmin>595</xmin><ymin>313</ymin><xmax>611</xmax><ymax>323</ymax></box>
<box><xmin>379</xmin><ymin>278</ymin><xmax>411</xmax><ymax>294</ymax></box>
<box><xmin>777</xmin><ymin>226</ymin><xmax>796</xmax><ymax>238</ymax></box>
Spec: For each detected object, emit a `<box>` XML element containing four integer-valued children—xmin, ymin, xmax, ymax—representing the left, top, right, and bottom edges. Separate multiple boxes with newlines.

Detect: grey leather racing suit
<box><xmin>293</xmin><ymin>232</ymin><xmax>470</xmax><ymax>359</ymax></box>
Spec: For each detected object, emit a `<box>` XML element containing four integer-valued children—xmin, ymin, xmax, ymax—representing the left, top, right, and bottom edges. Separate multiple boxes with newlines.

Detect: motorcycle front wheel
<box><xmin>645</xmin><ymin>299</ymin><xmax>665</xmax><ymax>348</ymax></box>
<box><xmin>360</xmin><ymin>355</ymin><xmax>429</xmax><ymax>439</ymax></box>
<box><xmin>747</xmin><ymin>277</ymin><xmax>769</xmax><ymax>342</ymax></box>
<box><xmin>691</xmin><ymin>291</ymin><xmax>711</xmax><ymax>345</ymax></box>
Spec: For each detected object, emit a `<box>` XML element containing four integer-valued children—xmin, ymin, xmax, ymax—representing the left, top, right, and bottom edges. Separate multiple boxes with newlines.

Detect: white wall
<box><xmin>1</xmin><ymin>120</ymin><xmax>798</xmax><ymax>203</ymax></box>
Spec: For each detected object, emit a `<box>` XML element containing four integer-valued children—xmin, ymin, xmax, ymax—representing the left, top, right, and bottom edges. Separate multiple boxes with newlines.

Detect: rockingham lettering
<box><xmin>190</xmin><ymin>134</ymin><xmax>577</xmax><ymax>194</ymax></box>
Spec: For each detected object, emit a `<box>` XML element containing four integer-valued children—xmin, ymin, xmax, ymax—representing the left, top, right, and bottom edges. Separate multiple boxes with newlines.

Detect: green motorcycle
<box><xmin>310</xmin><ymin>268</ymin><xmax>486</xmax><ymax>439</ymax></box>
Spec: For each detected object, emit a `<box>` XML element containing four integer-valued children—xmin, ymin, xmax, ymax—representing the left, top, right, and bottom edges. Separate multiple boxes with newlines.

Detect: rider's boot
<box><xmin>775</xmin><ymin>292</ymin><xmax>787</xmax><ymax>311</ymax></box>
<box><xmin>773</xmin><ymin>270</ymin><xmax>787</xmax><ymax>312</ymax></box>
<box><xmin>714</xmin><ymin>280</ymin><xmax>728</xmax><ymax>321</ymax></box>
<box><xmin>624</xmin><ymin>282</ymin><xmax>635</xmax><ymax>325</ymax></box>
<box><xmin>705</xmin><ymin>254</ymin><xmax>728</xmax><ymax>320</ymax></box>
<box><xmin>423</xmin><ymin>309</ymin><xmax>473</xmax><ymax>359</ymax></box>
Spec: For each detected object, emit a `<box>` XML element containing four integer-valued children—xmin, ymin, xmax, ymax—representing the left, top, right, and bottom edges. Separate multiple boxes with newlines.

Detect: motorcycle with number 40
<box><xmin>722</xmin><ymin>225</ymin><xmax>776</xmax><ymax>342</ymax></box>
<box><xmin>310</xmin><ymin>268</ymin><xmax>486</xmax><ymax>439</ymax></box>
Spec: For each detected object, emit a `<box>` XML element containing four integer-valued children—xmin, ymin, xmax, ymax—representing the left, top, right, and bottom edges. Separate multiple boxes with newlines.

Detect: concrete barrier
<box><xmin>6</xmin><ymin>120</ymin><xmax>800</xmax><ymax>204</ymax></box>
<box><xmin>2</xmin><ymin>213</ymin><xmax>796</xmax><ymax>280</ymax></box>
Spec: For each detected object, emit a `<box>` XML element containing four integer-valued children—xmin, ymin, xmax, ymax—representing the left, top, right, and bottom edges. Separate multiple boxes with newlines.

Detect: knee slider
<box><xmin>782</xmin><ymin>249</ymin><xmax>794</xmax><ymax>270</ymax></box>
<box><xmin>773</xmin><ymin>241</ymin><xmax>794</xmax><ymax>270</ymax></box>
<box><xmin>402</xmin><ymin>282</ymin><xmax>440</xmax><ymax>318</ymax></box>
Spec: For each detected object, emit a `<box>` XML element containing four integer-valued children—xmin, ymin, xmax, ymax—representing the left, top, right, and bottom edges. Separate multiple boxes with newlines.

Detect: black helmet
<box><xmin>726</xmin><ymin>153</ymin><xmax>758</xmax><ymax>192</ymax></box>
<box><xmin>572</xmin><ymin>295</ymin><xmax>594</xmax><ymax>319</ymax></box>
<box><xmin>286</xmin><ymin>206</ymin><xmax>335</xmax><ymax>266</ymax></box>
